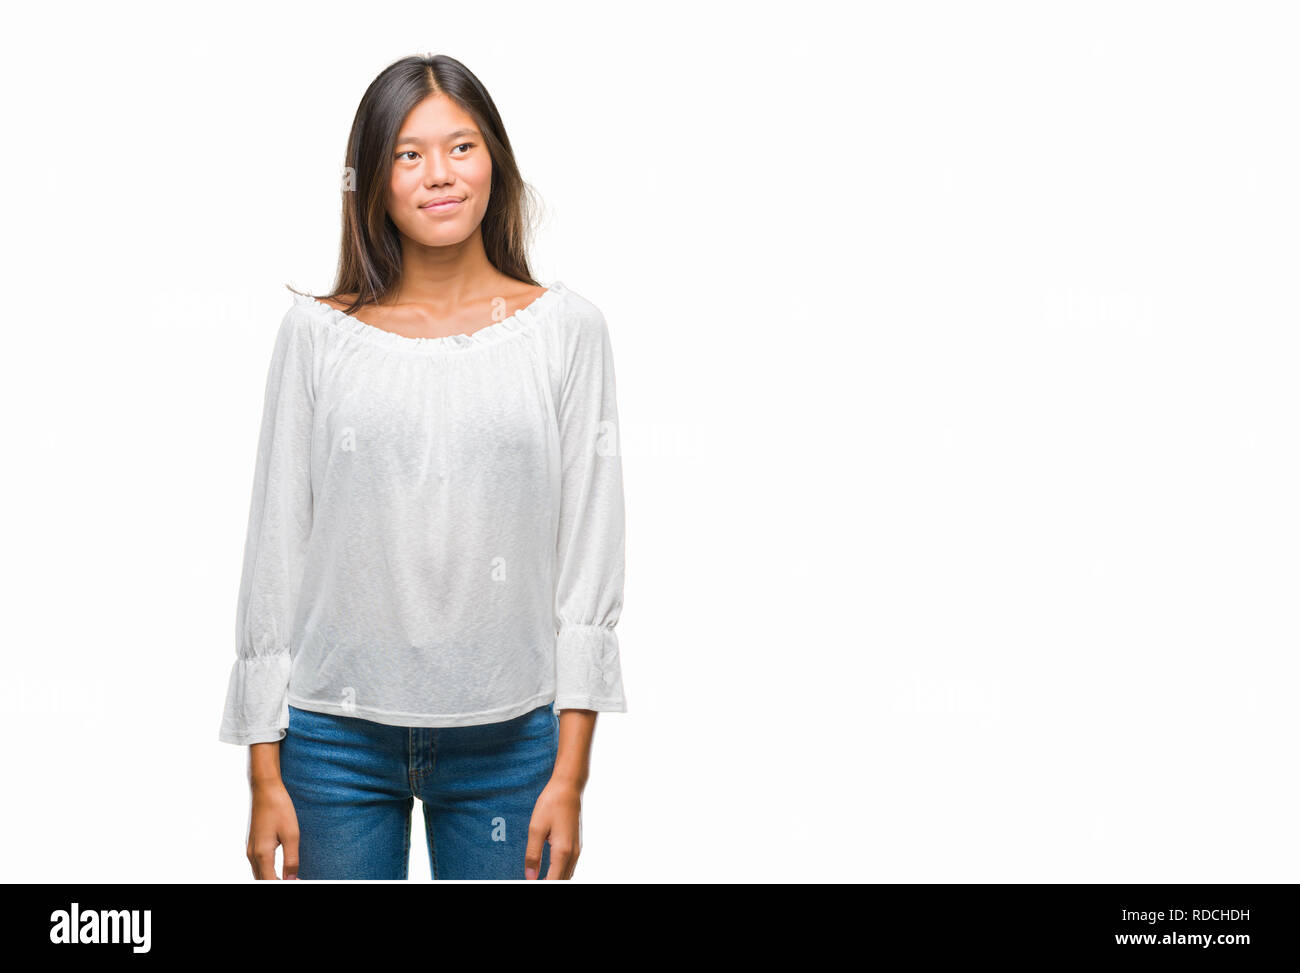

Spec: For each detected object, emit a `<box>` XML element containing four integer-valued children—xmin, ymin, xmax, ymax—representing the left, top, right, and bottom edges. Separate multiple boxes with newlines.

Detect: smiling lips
<box><xmin>421</xmin><ymin>197</ymin><xmax>464</xmax><ymax>211</ymax></box>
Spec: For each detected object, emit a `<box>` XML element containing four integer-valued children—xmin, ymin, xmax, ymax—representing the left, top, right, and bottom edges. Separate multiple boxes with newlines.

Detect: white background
<box><xmin>1</xmin><ymin>0</ymin><xmax>1296</xmax><ymax>881</ymax></box>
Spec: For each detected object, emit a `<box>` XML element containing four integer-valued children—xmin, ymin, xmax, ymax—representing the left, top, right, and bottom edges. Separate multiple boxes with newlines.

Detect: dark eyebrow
<box><xmin>396</xmin><ymin>129</ymin><xmax>480</xmax><ymax>145</ymax></box>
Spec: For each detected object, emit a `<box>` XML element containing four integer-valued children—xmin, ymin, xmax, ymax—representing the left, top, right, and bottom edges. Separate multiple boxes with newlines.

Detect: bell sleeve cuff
<box><xmin>218</xmin><ymin>305</ymin><xmax>315</xmax><ymax>745</ymax></box>
<box><xmin>552</xmin><ymin>302</ymin><xmax>628</xmax><ymax>714</ymax></box>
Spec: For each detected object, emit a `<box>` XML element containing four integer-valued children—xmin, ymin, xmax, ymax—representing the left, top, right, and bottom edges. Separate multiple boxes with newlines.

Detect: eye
<box><xmin>452</xmin><ymin>142</ymin><xmax>475</xmax><ymax>155</ymax></box>
<box><xmin>396</xmin><ymin>150</ymin><xmax>420</xmax><ymax>161</ymax></box>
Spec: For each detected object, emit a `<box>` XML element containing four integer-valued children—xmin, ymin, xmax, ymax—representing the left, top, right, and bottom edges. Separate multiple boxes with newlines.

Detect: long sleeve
<box><xmin>553</xmin><ymin>303</ymin><xmax>628</xmax><ymax>713</ymax></box>
<box><xmin>219</xmin><ymin>307</ymin><xmax>316</xmax><ymax>745</ymax></box>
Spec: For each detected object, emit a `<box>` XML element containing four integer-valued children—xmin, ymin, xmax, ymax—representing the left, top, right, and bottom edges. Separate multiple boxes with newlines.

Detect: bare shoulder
<box><xmin>495</xmin><ymin>279</ymin><xmax>548</xmax><ymax>315</ymax></box>
<box><xmin>315</xmin><ymin>293</ymin><xmax>358</xmax><ymax>312</ymax></box>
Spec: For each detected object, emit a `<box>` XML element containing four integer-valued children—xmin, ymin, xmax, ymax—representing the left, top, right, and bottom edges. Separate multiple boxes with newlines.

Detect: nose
<box><xmin>424</xmin><ymin>155</ymin><xmax>453</xmax><ymax>187</ymax></box>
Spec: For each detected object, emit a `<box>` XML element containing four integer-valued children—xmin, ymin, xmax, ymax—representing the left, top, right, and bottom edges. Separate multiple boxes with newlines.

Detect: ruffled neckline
<box><xmin>292</xmin><ymin>281</ymin><xmax>566</xmax><ymax>353</ymax></box>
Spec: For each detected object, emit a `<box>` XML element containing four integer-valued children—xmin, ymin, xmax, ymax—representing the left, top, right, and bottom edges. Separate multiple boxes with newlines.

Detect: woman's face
<box><xmin>385</xmin><ymin>94</ymin><xmax>491</xmax><ymax>246</ymax></box>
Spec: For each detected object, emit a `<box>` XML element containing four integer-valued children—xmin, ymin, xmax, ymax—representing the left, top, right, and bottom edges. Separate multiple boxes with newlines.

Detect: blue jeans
<box><xmin>280</xmin><ymin>702</ymin><xmax>558</xmax><ymax>879</ymax></box>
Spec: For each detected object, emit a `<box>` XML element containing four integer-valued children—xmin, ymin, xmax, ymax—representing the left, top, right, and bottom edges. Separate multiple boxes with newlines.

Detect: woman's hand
<box><xmin>247</xmin><ymin>777</ymin><xmax>300</xmax><ymax>879</ymax></box>
<box><xmin>526</xmin><ymin>777</ymin><xmax>583</xmax><ymax>879</ymax></box>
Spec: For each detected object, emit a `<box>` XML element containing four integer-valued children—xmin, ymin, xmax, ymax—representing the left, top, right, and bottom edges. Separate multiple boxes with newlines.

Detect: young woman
<box><xmin>218</xmin><ymin>54</ymin><xmax>627</xmax><ymax>881</ymax></box>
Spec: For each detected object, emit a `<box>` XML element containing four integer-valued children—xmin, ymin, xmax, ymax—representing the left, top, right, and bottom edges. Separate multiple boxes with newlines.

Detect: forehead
<box><xmin>397</xmin><ymin>94</ymin><xmax>479</xmax><ymax>142</ymax></box>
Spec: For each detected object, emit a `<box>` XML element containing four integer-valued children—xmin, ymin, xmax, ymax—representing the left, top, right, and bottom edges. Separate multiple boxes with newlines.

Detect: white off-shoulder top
<box><xmin>218</xmin><ymin>280</ymin><xmax>626</xmax><ymax>745</ymax></box>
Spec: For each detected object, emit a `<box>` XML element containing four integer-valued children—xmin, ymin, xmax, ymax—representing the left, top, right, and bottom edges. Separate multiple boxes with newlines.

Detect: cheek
<box><xmin>389</xmin><ymin>168</ymin><xmax>421</xmax><ymax>199</ymax></box>
<box><xmin>385</xmin><ymin>172</ymin><xmax>424</xmax><ymax>229</ymax></box>
<box><xmin>464</xmin><ymin>158</ymin><xmax>494</xmax><ymax>196</ymax></box>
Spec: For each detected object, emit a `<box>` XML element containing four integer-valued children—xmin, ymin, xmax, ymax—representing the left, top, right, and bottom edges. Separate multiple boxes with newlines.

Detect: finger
<box><xmin>545</xmin><ymin>843</ymin><xmax>573</xmax><ymax>880</ymax></box>
<box><xmin>524</xmin><ymin>822</ymin><xmax>547</xmax><ymax>880</ymax></box>
<box><xmin>253</xmin><ymin>841</ymin><xmax>280</xmax><ymax>880</ymax></box>
<box><xmin>282</xmin><ymin>828</ymin><xmax>300</xmax><ymax>880</ymax></box>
